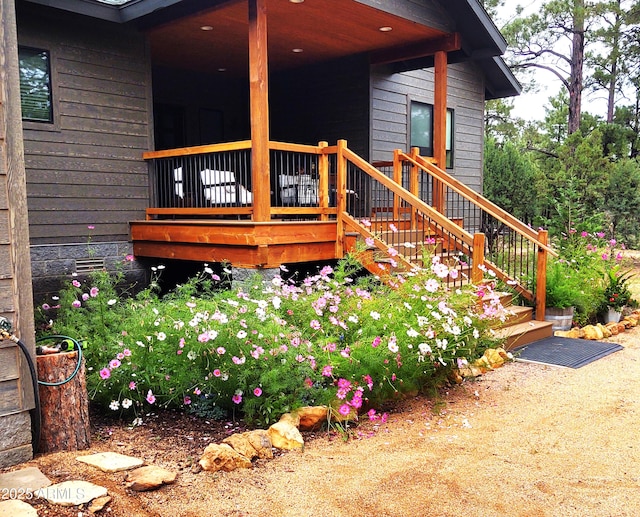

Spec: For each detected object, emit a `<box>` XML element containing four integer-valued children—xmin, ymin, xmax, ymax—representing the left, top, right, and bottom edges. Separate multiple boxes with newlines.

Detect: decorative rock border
<box><xmin>554</xmin><ymin>310</ymin><xmax>640</xmax><ymax>340</ymax></box>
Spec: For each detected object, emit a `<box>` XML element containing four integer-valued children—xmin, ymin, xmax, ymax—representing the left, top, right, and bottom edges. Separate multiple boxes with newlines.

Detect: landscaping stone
<box><xmin>246</xmin><ymin>429</ymin><xmax>274</xmax><ymax>459</ymax></box>
<box><xmin>293</xmin><ymin>406</ymin><xmax>329</xmax><ymax>431</ymax></box>
<box><xmin>0</xmin><ymin>499</ymin><xmax>38</xmax><ymax>517</ymax></box>
<box><xmin>223</xmin><ymin>433</ymin><xmax>260</xmax><ymax>460</ymax></box>
<box><xmin>199</xmin><ymin>443</ymin><xmax>252</xmax><ymax>472</ymax></box>
<box><xmin>76</xmin><ymin>451</ymin><xmax>144</xmax><ymax>472</ymax></box>
<box><xmin>39</xmin><ymin>480</ymin><xmax>107</xmax><ymax>506</ymax></box>
<box><xmin>125</xmin><ymin>465</ymin><xmax>177</xmax><ymax>491</ymax></box>
<box><xmin>0</xmin><ymin>466</ymin><xmax>51</xmax><ymax>494</ymax></box>
<box><xmin>88</xmin><ymin>495</ymin><xmax>111</xmax><ymax>513</ymax></box>
<box><xmin>267</xmin><ymin>420</ymin><xmax>304</xmax><ymax>450</ymax></box>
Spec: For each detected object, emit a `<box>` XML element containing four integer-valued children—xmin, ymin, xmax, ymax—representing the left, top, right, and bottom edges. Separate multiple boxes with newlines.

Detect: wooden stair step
<box><xmin>492</xmin><ymin>320</ymin><xmax>553</xmax><ymax>351</ymax></box>
<box><xmin>500</xmin><ymin>305</ymin><xmax>533</xmax><ymax>327</ymax></box>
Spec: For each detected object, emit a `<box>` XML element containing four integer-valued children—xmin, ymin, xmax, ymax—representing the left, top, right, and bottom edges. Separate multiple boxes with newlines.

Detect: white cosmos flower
<box><xmin>187</xmin><ymin>350</ymin><xmax>197</xmax><ymax>361</ymax></box>
<box><xmin>109</xmin><ymin>400</ymin><xmax>120</xmax><ymax>411</ymax></box>
<box><xmin>121</xmin><ymin>398</ymin><xmax>132</xmax><ymax>409</ymax></box>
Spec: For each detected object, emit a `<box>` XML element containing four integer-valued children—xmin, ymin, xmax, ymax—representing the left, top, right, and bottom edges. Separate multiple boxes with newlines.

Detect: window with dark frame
<box><xmin>19</xmin><ymin>46</ymin><xmax>53</xmax><ymax>123</ymax></box>
<box><xmin>410</xmin><ymin>101</ymin><xmax>454</xmax><ymax>169</ymax></box>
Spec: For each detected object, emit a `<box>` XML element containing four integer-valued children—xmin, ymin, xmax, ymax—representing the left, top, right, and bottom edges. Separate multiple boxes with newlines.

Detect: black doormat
<box><xmin>512</xmin><ymin>337</ymin><xmax>624</xmax><ymax>368</ymax></box>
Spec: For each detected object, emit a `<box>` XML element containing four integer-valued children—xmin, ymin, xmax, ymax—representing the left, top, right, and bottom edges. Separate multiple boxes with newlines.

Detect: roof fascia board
<box><xmin>463</xmin><ymin>0</ymin><xmax>507</xmax><ymax>54</ymax></box>
<box><xmin>24</xmin><ymin>0</ymin><xmax>122</xmax><ymax>22</ymax></box>
<box><xmin>23</xmin><ymin>0</ymin><xmax>185</xmax><ymax>23</ymax></box>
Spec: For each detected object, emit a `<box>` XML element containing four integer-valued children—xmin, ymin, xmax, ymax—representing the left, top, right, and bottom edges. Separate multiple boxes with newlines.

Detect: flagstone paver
<box><xmin>39</xmin><ymin>480</ymin><xmax>108</xmax><ymax>506</ymax></box>
<box><xmin>0</xmin><ymin>466</ymin><xmax>52</xmax><ymax>494</ymax></box>
<box><xmin>0</xmin><ymin>499</ymin><xmax>38</xmax><ymax>517</ymax></box>
<box><xmin>76</xmin><ymin>451</ymin><xmax>144</xmax><ymax>472</ymax></box>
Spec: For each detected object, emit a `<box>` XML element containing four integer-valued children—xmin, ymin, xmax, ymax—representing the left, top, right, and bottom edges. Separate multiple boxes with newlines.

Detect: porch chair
<box><xmin>200</xmin><ymin>169</ymin><xmax>253</xmax><ymax>206</ymax></box>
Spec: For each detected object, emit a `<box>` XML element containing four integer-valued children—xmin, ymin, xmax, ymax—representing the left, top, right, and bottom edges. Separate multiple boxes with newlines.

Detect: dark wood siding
<box><xmin>17</xmin><ymin>2</ymin><xmax>153</xmax><ymax>245</ymax></box>
<box><xmin>370</xmin><ymin>60</ymin><xmax>486</xmax><ymax>193</ymax></box>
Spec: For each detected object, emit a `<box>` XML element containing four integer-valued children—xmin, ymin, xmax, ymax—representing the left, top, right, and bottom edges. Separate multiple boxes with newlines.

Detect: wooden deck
<box><xmin>130</xmin><ymin>219</ymin><xmax>339</xmax><ymax>268</ymax></box>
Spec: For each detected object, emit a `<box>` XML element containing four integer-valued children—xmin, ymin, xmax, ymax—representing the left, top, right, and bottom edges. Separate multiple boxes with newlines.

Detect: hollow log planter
<box><xmin>36</xmin><ymin>350</ymin><xmax>90</xmax><ymax>452</ymax></box>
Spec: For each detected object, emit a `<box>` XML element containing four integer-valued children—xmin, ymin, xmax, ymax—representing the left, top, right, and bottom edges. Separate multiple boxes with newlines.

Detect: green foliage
<box><xmin>545</xmin><ymin>229</ymin><xmax>637</xmax><ymax>324</ymax></box>
<box><xmin>41</xmin><ymin>256</ymin><xmax>510</xmax><ymax>428</ymax></box>
<box><xmin>483</xmin><ymin>138</ymin><xmax>543</xmax><ymax>225</ymax></box>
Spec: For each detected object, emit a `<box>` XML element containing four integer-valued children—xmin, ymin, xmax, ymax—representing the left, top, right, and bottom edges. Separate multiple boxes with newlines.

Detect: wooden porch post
<box><xmin>335</xmin><ymin>139</ymin><xmax>348</xmax><ymax>259</ymax></box>
<box><xmin>433</xmin><ymin>50</ymin><xmax>447</xmax><ymax>215</ymax></box>
<box><xmin>536</xmin><ymin>230</ymin><xmax>549</xmax><ymax>321</ymax></box>
<box><xmin>409</xmin><ymin>147</ymin><xmax>419</xmax><ymax>230</ymax></box>
<box><xmin>318</xmin><ymin>141</ymin><xmax>329</xmax><ymax>222</ymax></box>
<box><xmin>392</xmin><ymin>149</ymin><xmax>402</xmax><ymax>222</ymax></box>
<box><xmin>471</xmin><ymin>233</ymin><xmax>485</xmax><ymax>285</ymax></box>
<box><xmin>248</xmin><ymin>0</ymin><xmax>271</xmax><ymax>222</ymax></box>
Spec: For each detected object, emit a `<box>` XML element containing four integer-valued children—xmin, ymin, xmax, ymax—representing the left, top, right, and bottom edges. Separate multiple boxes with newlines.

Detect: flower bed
<box><xmin>39</xmin><ymin>254</ymin><xmax>509</xmax><ymax>427</ymax></box>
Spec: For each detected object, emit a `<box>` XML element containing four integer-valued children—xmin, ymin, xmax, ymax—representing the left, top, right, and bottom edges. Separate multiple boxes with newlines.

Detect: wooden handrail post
<box><xmin>433</xmin><ymin>50</ymin><xmax>447</xmax><ymax>215</ymax></box>
<box><xmin>318</xmin><ymin>141</ymin><xmax>329</xmax><ymax>222</ymax></box>
<box><xmin>409</xmin><ymin>147</ymin><xmax>419</xmax><ymax>230</ymax></box>
<box><xmin>335</xmin><ymin>139</ymin><xmax>348</xmax><ymax>258</ymax></box>
<box><xmin>248</xmin><ymin>0</ymin><xmax>271</xmax><ymax>222</ymax></box>
<box><xmin>392</xmin><ymin>149</ymin><xmax>402</xmax><ymax>222</ymax></box>
<box><xmin>471</xmin><ymin>233</ymin><xmax>485</xmax><ymax>285</ymax></box>
<box><xmin>536</xmin><ymin>230</ymin><xmax>549</xmax><ymax>321</ymax></box>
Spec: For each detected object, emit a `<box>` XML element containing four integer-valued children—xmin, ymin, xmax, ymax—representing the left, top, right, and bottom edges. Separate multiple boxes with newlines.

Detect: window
<box><xmin>410</xmin><ymin>101</ymin><xmax>454</xmax><ymax>169</ymax></box>
<box><xmin>19</xmin><ymin>47</ymin><xmax>53</xmax><ymax>123</ymax></box>
<box><xmin>410</xmin><ymin>102</ymin><xmax>433</xmax><ymax>157</ymax></box>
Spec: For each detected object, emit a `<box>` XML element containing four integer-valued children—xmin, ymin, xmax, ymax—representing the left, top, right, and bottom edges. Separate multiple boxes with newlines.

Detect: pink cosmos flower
<box><xmin>125</xmin><ymin>254</ymin><xmax>135</xmax><ymax>262</ymax></box>
<box><xmin>123</xmin><ymin>348</ymin><xmax>131</xmax><ymax>357</ymax></box>
<box><xmin>87</xmin><ymin>225</ymin><xmax>95</xmax><ymax>230</ymax></box>
<box><xmin>72</xmin><ymin>280</ymin><xmax>81</xmax><ymax>288</ymax></box>
<box><xmin>99</xmin><ymin>368</ymin><xmax>111</xmax><ymax>379</ymax></box>
<box><xmin>581</xmin><ymin>231</ymin><xmax>589</xmax><ymax>237</ymax></box>
<box><xmin>116</xmin><ymin>353</ymin><xmax>124</xmax><ymax>360</ymax></box>
<box><xmin>310</xmin><ymin>320</ymin><xmax>321</xmax><ymax>330</ymax></box>
<box><xmin>216</xmin><ymin>346</ymin><xmax>226</xmax><ymax>355</ymax></box>
<box><xmin>146</xmin><ymin>390</ymin><xmax>156</xmax><ymax>404</ymax></box>
<box><xmin>72</xmin><ymin>300</ymin><xmax>81</xmax><ymax>308</ymax></box>
<box><xmin>183</xmin><ymin>396</ymin><xmax>191</xmax><ymax>405</ymax></box>
<box><xmin>253</xmin><ymin>387</ymin><xmax>262</xmax><ymax>397</ymax></box>
<box><xmin>338</xmin><ymin>404</ymin><xmax>351</xmax><ymax>416</ymax></box>
<box><xmin>322</xmin><ymin>365</ymin><xmax>333</xmax><ymax>377</ymax></box>
<box><xmin>129</xmin><ymin>381</ymin><xmax>136</xmax><ymax>390</ymax></box>
<box><xmin>363</xmin><ymin>374</ymin><xmax>373</xmax><ymax>390</ymax></box>
<box><xmin>213</xmin><ymin>369</ymin><xmax>222</xmax><ymax>377</ymax></box>
<box><xmin>389</xmin><ymin>223</ymin><xmax>398</xmax><ymax>233</ymax></box>
<box><xmin>365</xmin><ymin>237</ymin><xmax>375</xmax><ymax>247</ymax></box>
<box><xmin>89</xmin><ymin>287</ymin><xmax>99</xmax><ymax>298</ymax></box>
<box><xmin>194</xmin><ymin>388</ymin><xmax>201</xmax><ymax>395</ymax></box>
<box><xmin>109</xmin><ymin>359</ymin><xmax>121</xmax><ymax>369</ymax></box>
<box><xmin>82</xmin><ymin>293</ymin><xmax>89</xmax><ymax>301</ymax></box>
<box><xmin>388</xmin><ymin>247</ymin><xmax>398</xmax><ymax>257</ymax></box>
<box><xmin>42</xmin><ymin>303</ymin><xmax>51</xmax><ymax>310</ymax></box>
<box><xmin>232</xmin><ymin>393</ymin><xmax>242</xmax><ymax>405</ymax></box>
<box><xmin>371</xmin><ymin>336</ymin><xmax>381</xmax><ymax>348</ymax></box>
<box><xmin>596</xmin><ymin>232</ymin><xmax>606</xmax><ymax>238</ymax></box>
<box><xmin>425</xmin><ymin>237</ymin><xmax>436</xmax><ymax>245</ymax></box>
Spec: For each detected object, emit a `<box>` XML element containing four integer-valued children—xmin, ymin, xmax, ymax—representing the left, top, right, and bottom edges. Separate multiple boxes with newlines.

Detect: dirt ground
<box><xmin>4</xmin><ymin>324</ymin><xmax>640</xmax><ymax>517</ymax></box>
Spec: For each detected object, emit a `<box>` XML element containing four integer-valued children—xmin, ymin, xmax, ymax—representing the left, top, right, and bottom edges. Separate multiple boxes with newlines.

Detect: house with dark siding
<box><xmin>1</xmin><ymin>0</ymin><xmax>523</xmax><ymax>467</ymax></box>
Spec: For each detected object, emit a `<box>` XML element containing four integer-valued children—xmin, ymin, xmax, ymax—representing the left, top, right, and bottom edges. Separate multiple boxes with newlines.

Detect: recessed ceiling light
<box><xmin>292</xmin><ymin>48</ymin><xmax>304</xmax><ymax>53</ymax></box>
<box><xmin>218</xmin><ymin>68</ymin><xmax>227</xmax><ymax>72</ymax></box>
<box><xmin>289</xmin><ymin>0</ymin><xmax>304</xmax><ymax>3</ymax></box>
<box><xmin>200</xmin><ymin>25</ymin><xmax>213</xmax><ymax>31</ymax></box>
<box><xmin>379</xmin><ymin>26</ymin><xmax>393</xmax><ymax>32</ymax></box>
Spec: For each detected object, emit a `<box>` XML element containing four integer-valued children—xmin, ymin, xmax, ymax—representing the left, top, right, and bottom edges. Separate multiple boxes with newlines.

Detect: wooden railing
<box><xmin>330</xmin><ymin>140</ymin><xmax>557</xmax><ymax>318</ymax></box>
<box><xmin>142</xmin><ymin>139</ymin><xmax>555</xmax><ymax>317</ymax></box>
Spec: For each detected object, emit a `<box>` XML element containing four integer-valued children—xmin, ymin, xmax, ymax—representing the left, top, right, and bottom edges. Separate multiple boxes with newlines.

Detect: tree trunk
<box><xmin>568</xmin><ymin>0</ymin><xmax>585</xmax><ymax>134</ymax></box>
<box><xmin>36</xmin><ymin>351</ymin><xmax>91</xmax><ymax>453</ymax></box>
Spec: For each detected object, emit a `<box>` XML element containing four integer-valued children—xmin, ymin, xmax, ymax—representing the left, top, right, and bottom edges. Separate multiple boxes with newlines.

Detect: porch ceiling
<box><xmin>145</xmin><ymin>0</ymin><xmax>447</xmax><ymax>77</ymax></box>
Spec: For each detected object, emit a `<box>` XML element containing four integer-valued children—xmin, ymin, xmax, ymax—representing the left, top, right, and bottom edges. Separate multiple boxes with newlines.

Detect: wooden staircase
<box><xmin>493</xmin><ymin>294</ymin><xmax>553</xmax><ymax>351</ymax></box>
<box><xmin>349</xmin><ymin>227</ymin><xmax>553</xmax><ymax>351</ymax></box>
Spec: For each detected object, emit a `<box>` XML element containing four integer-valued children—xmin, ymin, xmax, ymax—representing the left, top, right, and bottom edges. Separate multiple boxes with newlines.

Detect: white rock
<box><xmin>37</xmin><ymin>480</ymin><xmax>108</xmax><ymax>506</ymax></box>
<box><xmin>76</xmin><ymin>451</ymin><xmax>144</xmax><ymax>472</ymax></box>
